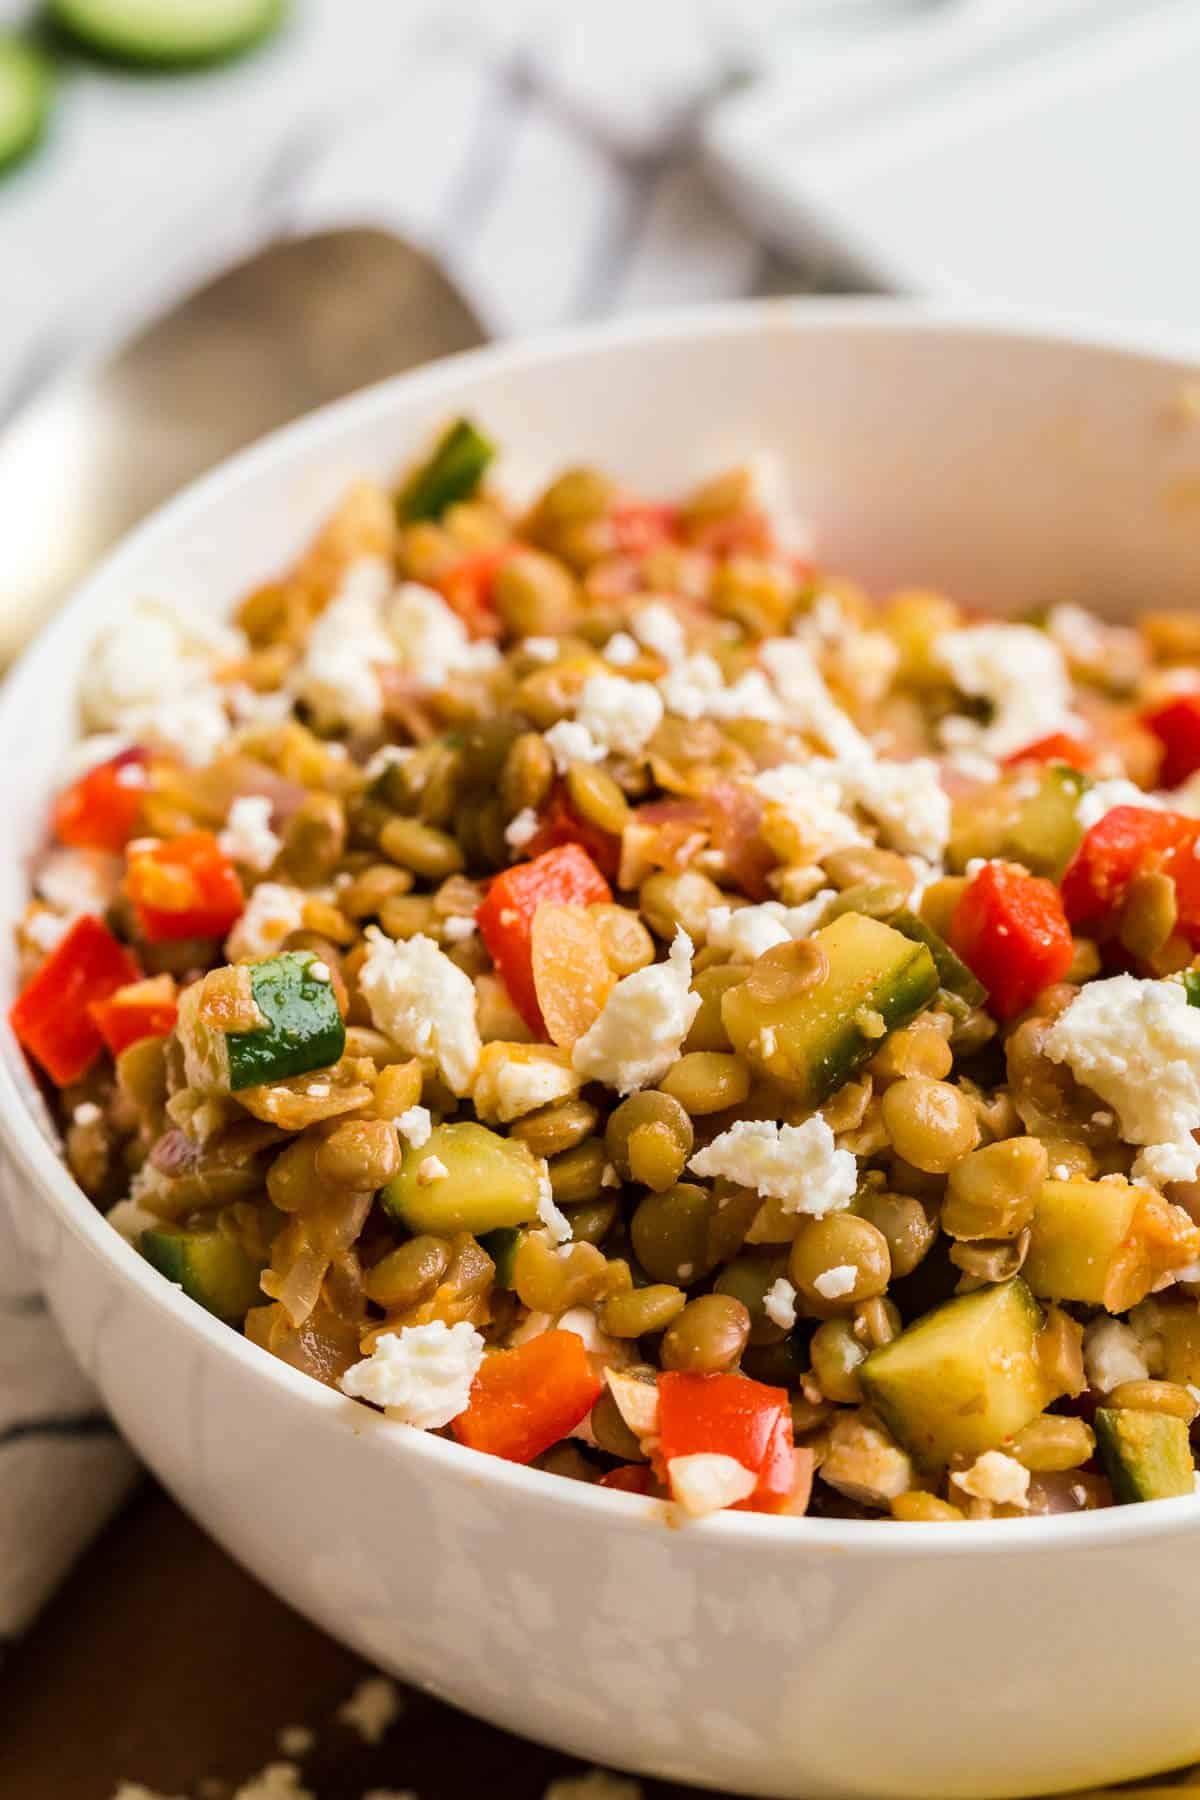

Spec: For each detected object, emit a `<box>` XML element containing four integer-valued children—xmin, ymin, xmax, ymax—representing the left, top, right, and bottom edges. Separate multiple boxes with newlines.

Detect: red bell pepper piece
<box><xmin>949</xmin><ymin>861</ymin><xmax>1074</xmax><ymax>1020</ymax></box>
<box><xmin>53</xmin><ymin>747</ymin><xmax>150</xmax><ymax>853</ymax></box>
<box><xmin>598</xmin><ymin>1463</ymin><xmax>657</xmax><ymax>1496</ymax></box>
<box><xmin>1059</xmin><ymin>805</ymin><xmax>1200</xmax><ymax>933</ymax></box>
<box><xmin>610</xmin><ymin>499</ymin><xmax>677</xmax><ymax>558</ymax></box>
<box><xmin>656</xmin><ymin>1371</ymin><xmax>795</xmax><ymax>1512</ymax></box>
<box><xmin>1142</xmin><ymin>693</ymin><xmax>1200</xmax><ymax>788</ymax></box>
<box><xmin>452</xmin><ymin>1330</ymin><xmax>603</xmax><ymax>1464</ymax></box>
<box><xmin>89</xmin><ymin>974</ymin><xmax>178</xmax><ymax>1055</ymax></box>
<box><xmin>525</xmin><ymin>781</ymin><xmax>621</xmax><ymax>881</ymax></box>
<box><xmin>1001</xmin><ymin>732</ymin><xmax>1096</xmax><ymax>772</ymax></box>
<box><xmin>11</xmin><ymin>915</ymin><xmax>141</xmax><ymax>1085</ymax></box>
<box><xmin>126</xmin><ymin>831</ymin><xmax>244</xmax><ymax>944</ymax></box>
<box><xmin>475</xmin><ymin>842</ymin><xmax>612</xmax><ymax>1034</ymax></box>
<box><xmin>433</xmin><ymin>546</ymin><xmax>511</xmax><ymax>640</ymax></box>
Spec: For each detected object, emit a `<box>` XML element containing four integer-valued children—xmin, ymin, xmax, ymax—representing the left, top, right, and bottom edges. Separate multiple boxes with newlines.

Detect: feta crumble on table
<box><xmin>689</xmin><ymin>1116</ymin><xmax>857</xmax><ymax>1217</ymax></box>
<box><xmin>543</xmin><ymin>717</ymin><xmax>605</xmax><ymax>775</ymax></box>
<box><xmin>395</xmin><ymin>1105</ymin><xmax>432</xmax><ymax>1149</ymax></box>
<box><xmin>705</xmin><ymin>894</ymin><xmax>836</xmax><ymax>962</ymax></box>
<box><xmin>935</xmin><ymin>623</ymin><xmax>1078</xmax><ymax>759</ymax></box>
<box><xmin>1043</xmin><ymin>975</ymin><xmax>1200</xmax><ymax>1187</ymax></box>
<box><xmin>668</xmin><ymin>1451</ymin><xmax>758</xmax><ymax>1517</ymax></box>
<box><xmin>337</xmin><ymin>1674</ymin><xmax>403</xmax><ymax>1746</ymax></box>
<box><xmin>572</xmin><ymin>929</ymin><xmax>700</xmax><ymax>1094</ymax></box>
<box><xmin>219</xmin><ymin>794</ymin><xmax>281</xmax><ymax>872</ymax></box>
<box><xmin>340</xmin><ymin>1321</ymin><xmax>484</xmax><ymax>1430</ymax></box>
<box><xmin>951</xmin><ymin>1450</ymin><xmax>1031</xmax><ymax>1509</ymax></box>
<box><xmin>574</xmin><ymin>672</ymin><xmax>664</xmax><ymax>758</ymax></box>
<box><xmin>226</xmin><ymin>882</ymin><xmax>306</xmax><ymax>960</ymax></box>
<box><xmin>813</xmin><ymin>1264</ymin><xmax>858</xmax><ymax>1301</ymax></box>
<box><xmin>763</xmin><ymin>1276</ymin><xmax>798</xmax><ymax>1330</ymax></box>
<box><xmin>359</xmin><ymin>928</ymin><xmax>481</xmax><ymax>1097</ymax></box>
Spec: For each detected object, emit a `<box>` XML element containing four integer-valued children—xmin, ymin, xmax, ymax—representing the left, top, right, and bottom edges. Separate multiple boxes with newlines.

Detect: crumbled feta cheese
<box><xmin>951</xmin><ymin>1451</ymin><xmax>1030</xmax><ymax>1509</ymax></box>
<box><xmin>759</xmin><ymin>637</ymin><xmax>870</xmax><ymax>760</ymax></box>
<box><xmin>544</xmin><ymin>718</ymin><xmax>605</xmax><ymax>775</ymax></box>
<box><xmin>386</xmin><ymin>580</ymin><xmax>499</xmax><ymax>686</ymax></box>
<box><xmin>340</xmin><ymin>1321</ymin><xmax>484</xmax><ymax>1429</ymax></box>
<box><xmin>23</xmin><ymin>910</ymin><xmax>70</xmax><ymax>953</ymax></box>
<box><xmin>668</xmin><ymin>1452</ymin><xmax>758</xmax><ymax>1517</ymax></box>
<box><xmin>745</xmin><ymin>450</ymin><xmax>813</xmax><ymax>557</ymax></box>
<box><xmin>537</xmin><ymin>1164</ymin><xmax>573</xmax><ymax>1244</ymax></box>
<box><xmin>35</xmin><ymin>847</ymin><xmax>121</xmax><ymax>920</ymax></box>
<box><xmin>1083</xmin><ymin>1316</ymin><xmax>1151</xmax><ymax>1392</ymax></box>
<box><xmin>935</xmin><ymin>623</ymin><xmax>1078</xmax><ymax>758</ymax></box>
<box><xmin>631</xmin><ymin>600</ymin><xmax>687</xmax><ymax>665</ymax></box>
<box><xmin>58</xmin><ymin>731</ymin><xmax>136</xmax><ymax>783</ymax></box>
<box><xmin>363</xmin><ymin>743</ymin><xmax>414</xmax><ymax>782</ymax></box>
<box><xmin>337</xmin><ymin>1674</ymin><xmax>402</xmax><ymax>1746</ymax></box>
<box><xmin>292</xmin><ymin>557</ymin><xmax>396</xmax><ymax>731</ymax></box>
<box><xmin>1043</xmin><ymin>976</ymin><xmax>1200</xmax><ymax>1187</ymax></box>
<box><xmin>226</xmin><ymin>682</ymin><xmax>294</xmax><ymax>729</ymax></box>
<box><xmin>572</xmin><ymin>929</ymin><xmax>700</xmax><ymax>1094</ymax></box>
<box><xmin>441</xmin><ymin>913</ymin><xmax>477</xmax><ymax>945</ymax></box>
<box><xmin>522</xmin><ymin>636</ymin><xmax>559</xmax><ymax>662</ymax></box>
<box><xmin>753</xmin><ymin>762</ymin><xmax>864</xmax><ymax>859</ymax></box>
<box><xmin>496</xmin><ymin>1055</ymin><xmax>577</xmax><ymax>1120</ymax></box>
<box><xmin>836</xmin><ymin>755</ymin><xmax>951</xmax><ymax>864</ymax></box>
<box><xmin>80</xmin><ymin>600</ymin><xmax>243</xmax><ymax>737</ymax></box>
<box><xmin>763</xmin><ymin>1276</ymin><xmax>798</xmax><ymax>1330</ymax></box>
<box><xmin>226</xmin><ymin>882</ymin><xmax>306</xmax><ymax>960</ymax></box>
<box><xmin>219</xmin><ymin>795</ymin><xmax>281</xmax><ymax>872</ymax></box>
<box><xmin>543</xmin><ymin>1771</ymin><xmax>643</xmax><ymax>1800</ymax></box>
<box><xmin>574</xmin><ymin>673</ymin><xmax>664</xmax><ymax>759</ymax></box>
<box><xmin>689</xmin><ymin>1116</ymin><xmax>856</xmax><ymax>1217</ymax></box>
<box><xmin>359</xmin><ymin>928</ymin><xmax>481</xmax><ymax>1096</ymax></box>
<box><xmin>395</xmin><ymin>1105</ymin><xmax>432</xmax><ymax>1149</ymax></box>
<box><xmin>72</xmin><ymin>1101</ymin><xmax>102</xmax><ymax>1127</ymax></box>
<box><xmin>416</xmin><ymin>1154</ymin><xmax>449</xmax><ymax>1184</ymax></box>
<box><xmin>106</xmin><ymin>1198</ymin><xmax>161</xmax><ymax>1244</ymax></box>
<box><xmin>705</xmin><ymin>895</ymin><xmax>836</xmax><ymax>962</ymax></box>
<box><xmin>658</xmin><ymin>653</ymin><xmax>783</xmax><ymax>725</ymax></box>
<box><xmin>605</xmin><ymin>1368</ymin><xmax>660</xmax><ymax>1438</ymax></box>
<box><xmin>505</xmin><ymin>806</ymin><xmax>541</xmax><ymax>850</ymax></box>
<box><xmin>1075</xmin><ymin>777</ymin><xmax>1163</xmax><ymax>833</ymax></box>
<box><xmin>603</xmin><ymin>631</ymin><xmax>640</xmax><ymax>666</ymax></box>
<box><xmin>813</xmin><ymin>1264</ymin><xmax>857</xmax><ymax>1301</ymax></box>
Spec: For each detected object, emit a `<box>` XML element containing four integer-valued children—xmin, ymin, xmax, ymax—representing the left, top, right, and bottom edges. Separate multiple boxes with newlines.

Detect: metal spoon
<box><xmin>0</xmin><ymin>227</ymin><xmax>485</xmax><ymax>664</ymax></box>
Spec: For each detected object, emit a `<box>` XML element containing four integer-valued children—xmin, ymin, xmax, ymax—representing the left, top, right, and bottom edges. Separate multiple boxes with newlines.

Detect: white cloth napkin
<box><xmin>0</xmin><ymin>0</ymin><xmax>913</xmax><ymax>1639</ymax></box>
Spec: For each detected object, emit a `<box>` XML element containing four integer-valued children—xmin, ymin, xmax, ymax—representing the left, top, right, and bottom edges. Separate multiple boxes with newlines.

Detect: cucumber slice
<box><xmin>1095</xmin><ymin>1407</ymin><xmax>1194</xmax><ymax>1503</ymax></box>
<box><xmin>47</xmin><ymin>0</ymin><xmax>286</xmax><ymax>67</ymax></box>
<box><xmin>176</xmin><ymin>951</ymin><xmax>345</xmax><ymax>1095</ymax></box>
<box><xmin>1024</xmin><ymin>1177</ymin><xmax>1139</xmax><ymax>1309</ymax></box>
<box><xmin>861</xmin><ymin>1278</ymin><xmax>1060</xmax><ymax>1470</ymax></box>
<box><xmin>397</xmin><ymin>418</ymin><xmax>495</xmax><ymax>522</ymax></box>
<box><xmin>721</xmin><ymin>911</ymin><xmax>938</xmax><ymax>1108</ymax></box>
<box><xmin>141</xmin><ymin>1224</ymin><xmax>263</xmax><ymax>1322</ymax></box>
<box><xmin>0</xmin><ymin>37</ymin><xmax>53</xmax><ymax>175</ymax></box>
<box><xmin>892</xmin><ymin>909</ymin><xmax>986</xmax><ymax>1007</ymax></box>
<box><xmin>479</xmin><ymin>1225</ymin><xmax>526</xmax><ymax>1289</ymax></box>
<box><xmin>382</xmin><ymin>1122</ymin><xmax>543</xmax><ymax>1237</ymax></box>
<box><xmin>949</xmin><ymin>765</ymin><xmax>1086</xmax><ymax>878</ymax></box>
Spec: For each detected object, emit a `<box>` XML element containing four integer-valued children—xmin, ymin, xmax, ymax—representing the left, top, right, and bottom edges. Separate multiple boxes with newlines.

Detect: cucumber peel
<box><xmin>46</xmin><ymin>0</ymin><xmax>287</xmax><ymax>68</ymax></box>
<box><xmin>0</xmin><ymin>36</ymin><xmax>53</xmax><ymax>175</ymax></box>
<box><xmin>397</xmin><ymin>418</ymin><xmax>495</xmax><ymax>522</ymax></box>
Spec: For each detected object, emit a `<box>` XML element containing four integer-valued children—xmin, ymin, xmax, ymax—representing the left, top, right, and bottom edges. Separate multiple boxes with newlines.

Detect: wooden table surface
<box><xmin>1</xmin><ymin>1482</ymin><xmax>692</xmax><ymax>1800</ymax></box>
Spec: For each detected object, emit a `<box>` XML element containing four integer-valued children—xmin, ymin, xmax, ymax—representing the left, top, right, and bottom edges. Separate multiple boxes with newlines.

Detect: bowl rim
<box><xmin>6</xmin><ymin>292</ymin><xmax>1200</xmax><ymax>1559</ymax></box>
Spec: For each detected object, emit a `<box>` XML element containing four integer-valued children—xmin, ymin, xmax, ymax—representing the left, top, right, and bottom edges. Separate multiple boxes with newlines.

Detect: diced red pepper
<box><xmin>610</xmin><ymin>499</ymin><xmax>677</xmax><ymax>558</ymax></box>
<box><xmin>433</xmin><ymin>546</ymin><xmax>512</xmax><ymax>640</ymax></box>
<box><xmin>452</xmin><ymin>1330</ymin><xmax>603</xmax><ymax>1464</ymax></box>
<box><xmin>598</xmin><ymin>1463</ymin><xmax>657</xmax><ymax>1496</ymax></box>
<box><xmin>656</xmin><ymin>1371</ymin><xmax>795</xmax><ymax>1512</ymax></box>
<box><xmin>1059</xmin><ymin>805</ymin><xmax>1200</xmax><ymax>942</ymax></box>
<box><xmin>949</xmin><ymin>861</ymin><xmax>1073</xmax><ymax>1020</ymax></box>
<box><xmin>11</xmin><ymin>915</ymin><xmax>141</xmax><ymax>1085</ymax></box>
<box><xmin>525</xmin><ymin>781</ymin><xmax>621</xmax><ymax>881</ymax></box>
<box><xmin>1001</xmin><ymin>732</ymin><xmax>1096</xmax><ymax>773</ymax></box>
<box><xmin>1142</xmin><ymin>693</ymin><xmax>1200</xmax><ymax>788</ymax></box>
<box><xmin>476</xmin><ymin>843</ymin><xmax>612</xmax><ymax>1034</ymax></box>
<box><xmin>53</xmin><ymin>747</ymin><xmax>150</xmax><ymax>853</ymax></box>
<box><xmin>126</xmin><ymin>831</ymin><xmax>244</xmax><ymax>944</ymax></box>
<box><xmin>89</xmin><ymin>974</ymin><xmax>178</xmax><ymax>1056</ymax></box>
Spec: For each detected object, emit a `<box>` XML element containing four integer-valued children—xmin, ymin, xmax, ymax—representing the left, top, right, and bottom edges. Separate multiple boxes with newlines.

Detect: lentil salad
<box><xmin>16</xmin><ymin>418</ymin><xmax>1200</xmax><ymax>1524</ymax></box>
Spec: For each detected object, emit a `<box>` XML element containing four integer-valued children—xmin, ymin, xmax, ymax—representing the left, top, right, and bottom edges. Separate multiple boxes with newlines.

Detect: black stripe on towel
<box><xmin>0</xmin><ymin>1412</ymin><xmax>117</xmax><ymax>1452</ymax></box>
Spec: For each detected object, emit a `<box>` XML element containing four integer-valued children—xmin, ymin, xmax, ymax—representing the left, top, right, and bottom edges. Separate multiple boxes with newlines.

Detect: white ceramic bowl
<box><xmin>5</xmin><ymin>302</ymin><xmax>1200</xmax><ymax>1800</ymax></box>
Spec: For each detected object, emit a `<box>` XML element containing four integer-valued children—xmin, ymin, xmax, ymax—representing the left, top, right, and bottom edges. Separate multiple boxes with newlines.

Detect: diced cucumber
<box><xmin>177</xmin><ymin>952</ymin><xmax>345</xmax><ymax>1095</ymax></box>
<box><xmin>1024</xmin><ymin>1178</ymin><xmax>1139</xmax><ymax>1309</ymax></box>
<box><xmin>141</xmin><ymin>1224</ymin><xmax>263</xmax><ymax>1323</ymax></box>
<box><xmin>479</xmin><ymin>1225</ymin><xmax>525</xmax><ymax>1288</ymax></box>
<box><xmin>397</xmin><ymin>418</ymin><xmax>495</xmax><ymax>522</ymax></box>
<box><xmin>948</xmin><ymin>766</ymin><xmax>1086</xmax><ymax>879</ymax></box>
<box><xmin>382</xmin><ymin>1122</ymin><xmax>543</xmax><ymax>1237</ymax></box>
<box><xmin>1095</xmin><ymin>1407</ymin><xmax>1195</xmax><ymax>1503</ymax></box>
<box><xmin>892</xmin><ymin>909</ymin><xmax>986</xmax><ymax>1007</ymax></box>
<box><xmin>47</xmin><ymin>0</ymin><xmax>286</xmax><ymax>66</ymax></box>
<box><xmin>1180</xmin><ymin>969</ymin><xmax>1200</xmax><ymax>1008</ymax></box>
<box><xmin>861</xmin><ymin>1278</ymin><xmax>1059</xmax><ymax>1469</ymax></box>
<box><xmin>722</xmin><ymin>912</ymin><xmax>938</xmax><ymax>1107</ymax></box>
<box><xmin>1137</xmin><ymin>1298</ymin><xmax>1200</xmax><ymax>1386</ymax></box>
<box><xmin>0</xmin><ymin>36</ymin><xmax>53</xmax><ymax>175</ymax></box>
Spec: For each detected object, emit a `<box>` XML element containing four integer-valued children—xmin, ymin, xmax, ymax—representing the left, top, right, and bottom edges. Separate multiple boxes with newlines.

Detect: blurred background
<box><xmin>2</xmin><ymin>1</ymin><xmax>1199</xmax><ymax>1795</ymax></box>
